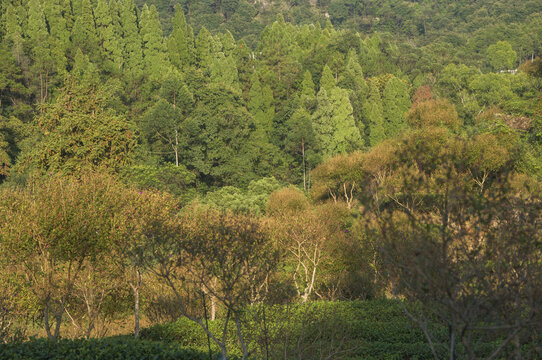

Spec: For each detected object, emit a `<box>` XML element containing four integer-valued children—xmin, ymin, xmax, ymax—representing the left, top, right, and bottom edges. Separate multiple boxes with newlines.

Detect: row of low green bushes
<box><xmin>140</xmin><ymin>300</ymin><xmax>438</xmax><ymax>359</ymax></box>
<box><xmin>0</xmin><ymin>337</ymin><xmax>222</xmax><ymax>360</ymax></box>
<box><xmin>4</xmin><ymin>300</ymin><xmax>534</xmax><ymax>359</ymax></box>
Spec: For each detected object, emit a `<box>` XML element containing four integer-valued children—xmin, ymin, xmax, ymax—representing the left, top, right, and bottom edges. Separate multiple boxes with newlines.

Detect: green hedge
<box><xmin>141</xmin><ymin>300</ymin><xmax>438</xmax><ymax>359</ymax></box>
<box><xmin>0</xmin><ymin>337</ymin><xmax>220</xmax><ymax>360</ymax></box>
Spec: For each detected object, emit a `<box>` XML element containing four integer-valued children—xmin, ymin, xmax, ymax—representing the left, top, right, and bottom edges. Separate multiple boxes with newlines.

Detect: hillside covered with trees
<box><xmin>1</xmin><ymin>0</ymin><xmax>542</xmax><ymax>359</ymax></box>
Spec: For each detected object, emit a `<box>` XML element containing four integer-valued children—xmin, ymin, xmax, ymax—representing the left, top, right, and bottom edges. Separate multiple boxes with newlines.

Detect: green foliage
<box><xmin>140</xmin><ymin>4</ymin><xmax>168</xmax><ymax>82</ymax></box>
<box><xmin>313</xmin><ymin>88</ymin><xmax>363</xmax><ymax>159</ymax></box>
<box><xmin>141</xmin><ymin>300</ymin><xmax>446</xmax><ymax>359</ymax></box>
<box><xmin>120</xmin><ymin>163</ymin><xmax>196</xmax><ymax>201</ymax></box>
<box><xmin>0</xmin><ymin>337</ymin><xmax>218</xmax><ymax>360</ymax></box>
<box><xmin>21</xmin><ymin>77</ymin><xmax>137</xmax><ymax>175</ymax></box>
<box><xmin>120</xmin><ymin>0</ymin><xmax>143</xmax><ymax>77</ymax></box>
<box><xmin>363</xmin><ymin>81</ymin><xmax>386</xmax><ymax>147</ymax></box>
<box><xmin>203</xmin><ymin>177</ymin><xmax>281</xmax><ymax>215</ymax></box>
<box><xmin>0</xmin><ymin>115</ymin><xmax>24</xmax><ymax>176</ymax></box>
<box><xmin>487</xmin><ymin>41</ymin><xmax>517</xmax><ymax>71</ymax></box>
<box><xmin>180</xmin><ymin>84</ymin><xmax>258</xmax><ymax>186</ymax></box>
<box><xmin>71</xmin><ymin>0</ymin><xmax>100</xmax><ymax>57</ymax></box>
<box><xmin>382</xmin><ymin>76</ymin><xmax>411</xmax><ymax>137</ymax></box>
<box><xmin>319</xmin><ymin>64</ymin><xmax>336</xmax><ymax>92</ymax></box>
<box><xmin>248</xmin><ymin>72</ymin><xmax>274</xmax><ymax>135</ymax></box>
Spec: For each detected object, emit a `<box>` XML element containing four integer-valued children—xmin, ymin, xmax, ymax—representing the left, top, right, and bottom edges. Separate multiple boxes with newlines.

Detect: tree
<box><xmin>319</xmin><ymin>64</ymin><xmax>336</xmax><ymax>92</ymax></box>
<box><xmin>71</xmin><ymin>0</ymin><xmax>99</xmax><ymax>57</ymax></box>
<box><xmin>284</xmin><ymin>106</ymin><xmax>320</xmax><ymax>190</ymax></box>
<box><xmin>42</xmin><ymin>0</ymin><xmax>70</xmax><ymax>75</ymax></box>
<box><xmin>95</xmin><ymin>0</ymin><xmax>123</xmax><ymax>70</ymax></box>
<box><xmin>362</xmin><ymin>81</ymin><xmax>386</xmax><ymax>147</ymax></box>
<box><xmin>120</xmin><ymin>0</ymin><xmax>143</xmax><ymax>77</ymax></box>
<box><xmin>71</xmin><ymin>49</ymin><xmax>99</xmax><ymax>85</ymax></box>
<box><xmin>248</xmin><ymin>72</ymin><xmax>274</xmax><ymax>136</ymax></box>
<box><xmin>140</xmin><ymin>5</ymin><xmax>168</xmax><ymax>83</ymax></box>
<box><xmin>367</xmin><ymin>130</ymin><xmax>542</xmax><ymax>359</ymax></box>
<box><xmin>181</xmin><ymin>84</ymin><xmax>258</xmax><ymax>186</ymax></box>
<box><xmin>407</xmin><ymin>98</ymin><xmax>461</xmax><ymax>131</ymax></box>
<box><xmin>195</xmin><ymin>26</ymin><xmax>213</xmax><ymax>72</ymax></box>
<box><xmin>0</xmin><ymin>115</ymin><xmax>24</xmax><ymax>178</ymax></box>
<box><xmin>22</xmin><ymin>77</ymin><xmax>137</xmax><ymax>175</ymax></box>
<box><xmin>487</xmin><ymin>41</ymin><xmax>517</xmax><ymax>71</ymax></box>
<box><xmin>167</xmin><ymin>5</ymin><xmax>195</xmax><ymax>69</ymax></box>
<box><xmin>382</xmin><ymin>76</ymin><xmax>411</xmax><ymax>137</ymax></box>
<box><xmin>300</xmin><ymin>70</ymin><xmax>316</xmax><ymax>109</ymax></box>
<box><xmin>3</xmin><ymin>4</ymin><xmax>25</xmax><ymax>65</ymax></box>
<box><xmin>338</xmin><ymin>50</ymin><xmax>368</xmax><ymax>131</ymax></box>
<box><xmin>26</xmin><ymin>0</ymin><xmax>54</xmax><ymax>104</ymax></box>
<box><xmin>118</xmin><ymin>188</ymin><xmax>181</xmax><ymax>338</ymax></box>
<box><xmin>152</xmin><ymin>207</ymin><xmax>279</xmax><ymax>359</ymax></box>
<box><xmin>210</xmin><ymin>52</ymin><xmax>240</xmax><ymax>91</ymax></box>
<box><xmin>141</xmin><ymin>72</ymin><xmax>194</xmax><ymax>167</ymax></box>
<box><xmin>313</xmin><ymin>87</ymin><xmax>363</xmax><ymax>159</ymax></box>
<box><xmin>0</xmin><ymin>173</ymin><xmax>128</xmax><ymax>340</ymax></box>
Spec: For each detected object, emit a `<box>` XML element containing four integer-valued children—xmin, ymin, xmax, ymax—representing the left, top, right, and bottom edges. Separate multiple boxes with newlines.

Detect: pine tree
<box><xmin>120</xmin><ymin>0</ymin><xmax>143</xmax><ymax>77</ymax></box>
<box><xmin>27</xmin><ymin>0</ymin><xmax>53</xmax><ymax>104</ymax></box>
<box><xmin>339</xmin><ymin>50</ymin><xmax>368</xmax><ymax>131</ymax></box>
<box><xmin>210</xmin><ymin>52</ymin><xmax>239</xmax><ymax>91</ymax></box>
<box><xmin>109</xmin><ymin>0</ymin><xmax>125</xmax><ymax>69</ymax></box>
<box><xmin>168</xmin><ymin>5</ymin><xmax>195</xmax><ymax>69</ymax></box>
<box><xmin>71</xmin><ymin>48</ymin><xmax>99</xmax><ymax>85</ymax></box>
<box><xmin>140</xmin><ymin>5</ymin><xmax>168</xmax><ymax>82</ymax></box>
<box><xmin>312</xmin><ymin>88</ymin><xmax>363</xmax><ymax>159</ymax></box>
<box><xmin>218</xmin><ymin>30</ymin><xmax>236</xmax><ymax>57</ymax></box>
<box><xmin>42</xmin><ymin>0</ymin><xmax>70</xmax><ymax>74</ymax></box>
<box><xmin>284</xmin><ymin>106</ymin><xmax>319</xmax><ymax>190</ymax></box>
<box><xmin>319</xmin><ymin>64</ymin><xmax>335</xmax><ymax>93</ymax></box>
<box><xmin>301</xmin><ymin>70</ymin><xmax>316</xmax><ymax>99</ymax></box>
<box><xmin>3</xmin><ymin>4</ymin><xmax>25</xmax><ymax>65</ymax></box>
<box><xmin>363</xmin><ymin>81</ymin><xmax>386</xmax><ymax>147</ymax></box>
<box><xmin>248</xmin><ymin>72</ymin><xmax>274</xmax><ymax>136</ymax></box>
<box><xmin>382</xmin><ymin>76</ymin><xmax>411</xmax><ymax>137</ymax></box>
<box><xmin>95</xmin><ymin>0</ymin><xmax>123</xmax><ymax>69</ymax></box>
<box><xmin>195</xmin><ymin>26</ymin><xmax>213</xmax><ymax>72</ymax></box>
<box><xmin>71</xmin><ymin>0</ymin><xmax>99</xmax><ymax>57</ymax></box>
<box><xmin>323</xmin><ymin>18</ymin><xmax>335</xmax><ymax>36</ymax></box>
<box><xmin>142</xmin><ymin>69</ymin><xmax>194</xmax><ymax>167</ymax></box>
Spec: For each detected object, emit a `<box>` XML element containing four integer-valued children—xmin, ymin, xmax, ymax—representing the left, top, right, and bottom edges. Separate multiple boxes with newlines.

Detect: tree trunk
<box><xmin>132</xmin><ymin>269</ymin><xmax>142</xmax><ymax>339</ymax></box>
<box><xmin>302</xmin><ymin>138</ymin><xmax>306</xmax><ymax>191</ymax></box>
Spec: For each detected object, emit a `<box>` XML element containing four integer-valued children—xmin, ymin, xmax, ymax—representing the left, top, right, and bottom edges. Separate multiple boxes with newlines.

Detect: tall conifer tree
<box><xmin>95</xmin><ymin>0</ymin><xmax>123</xmax><ymax>69</ymax></box>
<box><xmin>120</xmin><ymin>0</ymin><xmax>143</xmax><ymax>76</ymax></box>
<box><xmin>71</xmin><ymin>0</ymin><xmax>99</xmax><ymax>57</ymax></box>
<box><xmin>195</xmin><ymin>26</ymin><xmax>213</xmax><ymax>72</ymax></box>
<box><xmin>319</xmin><ymin>64</ymin><xmax>335</xmax><ymax>93</ymax></box>
<box><xmin>140</xmin><ymin>5</ymin><xmax>168</xmax><ymax>82</ymax></box>
<box><xmin>339</xmin><ymin>50</ymin><xmax>368</xmax><ymax>131</ymax></box>
<box><xmin>42</xmin><ymin>0</ymin><xmax>70</xmax><ymax>74</ymax></box>
<box><xmin>248</xmin><ymin>72</ymin><xmax>274</xmax><ymax>136</ymax></box>
<box><xmin>312</xmin><ymin>87</ymin><xmax>363</xmax><ymax>159</ymax></box>
<box><xmin>167</xmin><ymin>5</ymin><xmax>195</xmax><ymax>69</ymax></box>
<box><xmin>363</xmin><ymin>81</ymin><xmax>386</xmax><ymax>147</ymax></box>
<box><xmin>27</xmin><ymin>0</ymin><xmax>53</xmax><ymax>104</ymax></box>
<box><xmin>3</xmin><ymin>4</ymin><xmax>25</xmax><ymax>65</ymax></box>
<box><xmin>382</xmin><ymin>76</ymin><xmax>411</xmax><ymax>137</ymax></box>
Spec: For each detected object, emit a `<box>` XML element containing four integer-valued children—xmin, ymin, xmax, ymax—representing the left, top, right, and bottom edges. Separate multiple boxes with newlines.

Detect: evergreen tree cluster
<box><xmin>0</xmin><ymin>0</ymin><xmax>540</xmax><ymax>192</ymax></box>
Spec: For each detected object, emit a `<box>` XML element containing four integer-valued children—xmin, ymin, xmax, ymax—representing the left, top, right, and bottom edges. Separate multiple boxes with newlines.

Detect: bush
<box><xmin>141</xmin><ymin>300</ymin><xmax>436</xmax><ymax>359</ymax></box>
<box><xmin>0</xmin><ymin>336</ymin><xmax>220</xmax><ymax>360</ymax></box>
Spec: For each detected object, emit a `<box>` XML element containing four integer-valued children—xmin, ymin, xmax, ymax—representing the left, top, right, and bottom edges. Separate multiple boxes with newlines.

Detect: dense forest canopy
<box><xmin>0</xmin><ymin>0</ymin><xmax>542</xmax><ymax>359</ymax></box>
<box><xmin>0</xmin><ymin>0</ymin><xmax>541</xmax><ymax>190</ymax></box>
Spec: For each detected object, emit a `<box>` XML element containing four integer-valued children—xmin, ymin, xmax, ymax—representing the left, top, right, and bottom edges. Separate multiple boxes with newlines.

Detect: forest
<box><xmin>0</xmin><ymin>0</ymin><xmax>541</xmax><ymax>359</ymax></box>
